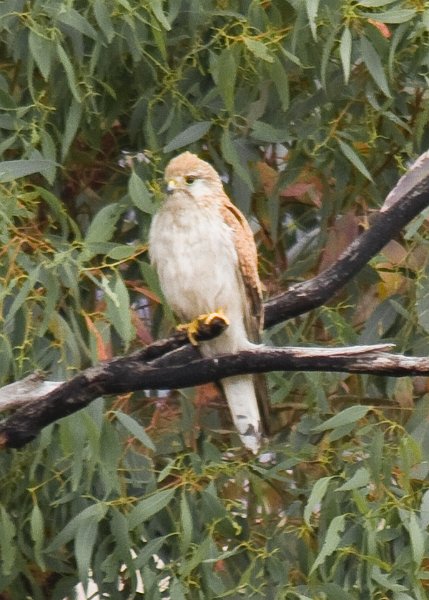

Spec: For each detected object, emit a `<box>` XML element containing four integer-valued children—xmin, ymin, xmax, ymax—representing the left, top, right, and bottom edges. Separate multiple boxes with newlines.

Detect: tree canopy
<box><xmin>1</xmin><ymin>1</ymin><xmax>429</xmax><ymax>598</ymax></box>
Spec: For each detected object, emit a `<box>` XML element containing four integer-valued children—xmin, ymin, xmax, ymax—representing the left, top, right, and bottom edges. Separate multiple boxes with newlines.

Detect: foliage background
<box><xmin>1</xmin><ymin>0</ymin><xmax>429</xmax><ymax>598</ymax></box>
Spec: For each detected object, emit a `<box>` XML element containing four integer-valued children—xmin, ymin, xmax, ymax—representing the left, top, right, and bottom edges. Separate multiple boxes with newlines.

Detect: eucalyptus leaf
<box><xmin>163</xmin><ymin>121</ymin><xmax>212</xmax><ymax>153</ymax></box>
<box><xmin>312</xmin><ymin>406</ymin><xmax>371</xmax><ymax>432</ymax></box>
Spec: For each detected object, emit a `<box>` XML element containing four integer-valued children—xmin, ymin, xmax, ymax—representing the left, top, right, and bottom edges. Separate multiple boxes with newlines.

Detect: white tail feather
<box><xmin>221</xmin><ymin>375</ymin><xmax>262</xmax><ymax>453</ymax></box>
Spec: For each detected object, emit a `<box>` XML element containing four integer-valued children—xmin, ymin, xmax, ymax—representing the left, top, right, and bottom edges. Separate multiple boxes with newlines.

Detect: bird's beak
<box><xmin>166</xmin><ymin>178</ymin><xmax>178</xmax><ymax>194</ymax></box>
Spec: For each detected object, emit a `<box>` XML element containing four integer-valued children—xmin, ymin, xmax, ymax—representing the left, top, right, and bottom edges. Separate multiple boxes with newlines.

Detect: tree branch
<box><xmin>2</xmin><ymin>341</ymin><xmax>426</xmax><ymax>449</ymax></box>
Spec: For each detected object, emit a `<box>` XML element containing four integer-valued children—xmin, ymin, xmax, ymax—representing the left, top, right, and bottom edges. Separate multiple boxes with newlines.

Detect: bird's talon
<box><xmin>177</xmin><ymin>320</ymin><xmax>200</xmax><ymax>346</ymax></box>
<box><xmin>202</xmin><ymin>309</ymin><xmax>230</xmax><ymax>327</ymax></box>
<box><xmin>177</xmin><ymin>310</ymin><xmax>229</xmax><ymax>346</ymax></box>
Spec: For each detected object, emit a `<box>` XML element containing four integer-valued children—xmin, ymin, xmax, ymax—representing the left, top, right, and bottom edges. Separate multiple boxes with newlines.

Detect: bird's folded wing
<box><xmin>219</xmin><ymin>197</ymin><xmax>264</xmax><ymax>339</ymax></box>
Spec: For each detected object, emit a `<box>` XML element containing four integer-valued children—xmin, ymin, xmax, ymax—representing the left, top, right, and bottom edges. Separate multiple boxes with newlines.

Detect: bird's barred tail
<box><xmin>221</xmin><ymin>374</ymin><xmax>264</xmax><ymax>453</ymax></box>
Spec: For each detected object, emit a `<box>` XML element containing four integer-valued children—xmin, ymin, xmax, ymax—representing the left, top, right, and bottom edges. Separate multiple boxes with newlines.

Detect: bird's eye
<box><xmin>184</xmin><ymin>175</ymin><xmax>197</xmax><ymax>184</ymax></box>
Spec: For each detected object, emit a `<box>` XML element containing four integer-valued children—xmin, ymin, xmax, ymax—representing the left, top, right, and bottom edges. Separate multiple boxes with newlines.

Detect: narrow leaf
<box><xmin>62</xmin><ymin>98</ymin><xmax>82</xmax><ymax>160</ymax></box>
<box><xmin>105</xmin><ymin>274</ymin><xmax>135</xmax><ymax>346</ymax></box>
<box><xmin>360</xmin><ymin>8</ymin><xmax>416</xmax><ymax>23</ymax></box>
<box><xmin>336</xmin><ymin>467</ymin><xmax>370</xmax><ymax>491</ymax></box>
<box><xmin>163</xmin><ymin>121</ymin><xmax>211</xmax><ymax>153</ymax></box>
<box><xmin>128</xmin><ymin>489</ymin><xmax>176</xmax><ymax>529</ymax></box>
<box><xmin>268</xmin><ymin>56</ymin><xmax>289</xmax><ymax>110</ymax></box>
<box><xmin>360</xmin><ymin>36</ymin><xmax>391</xmax><ymax>97</ymax></box>
<box><xmin>57</xmin><ymin>43</ymin><xmax>81</xmax><ymax>102</ymax></box>
<box><xmin>312</xmin><ymin>405</ymin><xmax>370</xmax><ymax>432</ymax></box>
<box><xmin>0</xmin><ymin>159</ymin><xmax>56</xmax><ymax>182</ymax></box>
<box><xmin>221</xmin><ymin>129</ymin><xmax>253</xmax><ymax>189</ymax></box>
<box><xmin>212</xmin><ymin>49</ymin><xmax>237</xmax><ymax>112</ymax></box>
<box><xmin>93</xmin><ymin>0</ymin><xmax>115</xmax><ymax>41</ymax></box>
<box><xmin>149</xmin><ymin>0</ymin><xmax>171</xmax><ymax>30</ymax></box>
<box><xmin>337</xmin><ymin>139</ymin><xmax>374</xmax><ymax>182</ymax></box>
<box><xmin>304</xmin><ymin>476</ymin><xmax>333</xmax><ymax>525</ymax></box>
<box><xmin>75</xmin><ymin>519</ymin><xmax>99</xmax><ymax>586</ymax></box>
<box><xmin>305</xmin><ymin>0</ymin><xmax>320</xmax><ymax>40</ymax></box>
<box><xmin>46</xmin><ymin>504</ymin><xmax>107</xmax><ymax>552</ymax></box>
<box><xmin>244</xmin><ymin>38</ymin><xmax>273</xmax><ymax>62</ymax></box>
<box><xmin>85</xmin><ymin>204</ymin><xmax>123</xmax><ymax>245</ymax></box>
<box><xmin>305</xmin><ymin>0</ymin><xmax>319</xmax><ymax>41</ymax></box>
<box><xmin>0</xmin><ymin>506</ymin><xmax>16</xmax><ymax>576</ymax></box>
<box><xmin>180</xmin><ymin>491</ymin><xmax>193</xmax><ymax>553</ymax></box>
<box><xmin>420</xmin><ymin>489</ymin><xmax>429</xmax><ymax>528</ymax></box>
<box><xmin>339</xmin><ymin>27</ymin><xmax>352</xmax><ymax>83</ymax></box>
<box><xmin>57</xmin><ymin>7</ymin><xmax>98</xmax><ymax>39</ymax></box>
<box><xmin>408</xmin><ymin>511</ymin><xmax>424</xmax><ymax>567</ymax></box>
<box><xmin>310</xmin><ymin>514</ymin><xmax>346</xmax><ymax>574</ymax></box>
<box><xmin>115</xmin><ymin>411</ymin><xmax>155</xmax><ymax>451</ymax></box>
<box><xmin>29</xmin><ymin>30</ymin><xmax>52</xmax><ymax>79</ymax></box>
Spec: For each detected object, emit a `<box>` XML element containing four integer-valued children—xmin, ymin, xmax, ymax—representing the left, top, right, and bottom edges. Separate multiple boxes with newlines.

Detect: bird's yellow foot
<box><xmin>177</xmin><ymin>309</ymin><xmax>230</xmax><ymax>345</ymax></box>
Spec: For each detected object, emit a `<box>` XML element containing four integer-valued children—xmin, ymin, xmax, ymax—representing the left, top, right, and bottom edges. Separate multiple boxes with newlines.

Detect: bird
<box><xmin>148</xmin><ymin>151</ymin><xmax>270</xmax><ymax>452</ymax></box>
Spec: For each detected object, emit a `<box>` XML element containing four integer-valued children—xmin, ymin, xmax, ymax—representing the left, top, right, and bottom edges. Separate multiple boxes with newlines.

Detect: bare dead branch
<box><xmin>1</xmin><ymin>341</ymin><xmax>428</xmax><ymax>449</ymax></box>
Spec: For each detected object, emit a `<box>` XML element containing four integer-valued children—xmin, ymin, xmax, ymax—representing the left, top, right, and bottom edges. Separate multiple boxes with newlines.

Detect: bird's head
<box><xmin>164</xmin><ymin>152</ymin><xmax>224</xmax><ymax>199</ymax></box>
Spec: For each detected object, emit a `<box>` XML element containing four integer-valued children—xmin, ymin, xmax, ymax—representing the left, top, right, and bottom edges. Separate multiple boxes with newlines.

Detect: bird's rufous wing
<box><xmin>219</xmin><ymin>196</ymin><xmax>263</xmax><ymax>342</ymax></box>
<box><xmin>220</xmin><ymin>195</ymin><xmax>272</xmax><ymax>435</ymax></box>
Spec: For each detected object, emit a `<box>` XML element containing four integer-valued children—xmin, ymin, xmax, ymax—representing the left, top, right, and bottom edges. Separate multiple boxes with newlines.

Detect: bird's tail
<box><xmin>221</xmin><ymin>374</ymin><xmax>265</xmax><ymax>453</ymax></box>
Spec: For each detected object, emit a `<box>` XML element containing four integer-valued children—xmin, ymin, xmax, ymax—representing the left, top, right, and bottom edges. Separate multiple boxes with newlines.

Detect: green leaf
<box><xmin>371</xmin><ymin>567</ymin><xmax>408</xmax><ymax>592</ymax></box>
<box><xmin>128</xmin><ymin>489</ymin><xmax>176</xmax><ymax>529</ymax></box>
<box><xmin>62</xmin><ymin>98</ymin><xmax>82</xmax><ymax>161</ymax></box>
<box><xmin>336</xmin><ymin>467</ymin><xmax>370</xmax><ymax>491</ymax></box>
<box><xmin>312</xmin><ymin>405</ymin><xmax>371</xmax><ymax>432</ymax></box>
<box><xmin>359</xmin><ymin>9</ymin><xmax>416</xmax><ymax>22</ymax></box>
<box><xmin>40</xmin><ymin>130</ymin><xmax>57</xmax><ymax>183</ymax></box>
<box><xmin>416</xmin><ymin>271</ymin><xmax>429</xmax><ymax>334</ymax></box>
<box><xmin>251</xmin><ymin>121</ymin><xmax>289</xmax><ymax>143</ymax></box>
<box><xmin>304</xmin><ymin>476</ymin><xmax>333</xmax><ymax>525</ymax></box>
<box><xmin>244</xmin><ymin>38</ymin><xmax>273</xmax><ymax>62</ymax></box>
<box><xmin>220</xmin><ymin>128</ymin><xmax>253</xmax><ymax>189</ymax></box>
<box><xmin>5</xmin><ymin>266</ymin><xmax>41</xmax><ymax>326</ymax></box>
<box><xmin>30</xmin><ymin>504</ymin><xmax>45</xmax><ymax>569</ymax></box>
<box><xmin>29</xmin><ymin>30</ymin><xmax>52</xmax><ymax>79</ymax></box>
<box><xmin>75</xmin><ymin>518</ymin><xmax>99</xmax><ymax>586</ymax></box>
<box><xmin>0</xmin><ymin>505</ymin><xmax>16</xmax><ymax>576</ymax></box>
<box><xmin>357</xmin><ymin>0</ymin><xmax>398</xmax><ymax>5</ymax></box>
<box><xmin>106</xmin><ymin>245</ymin><xmax>137</xmax><ymax>260</ymax></box>
<box><xmin>57</xmin><ymin>43</ymin><xmax>81</xmax><ymax>102</ymax></box>
<box><xmin>128</xmin><ymin>171</ymin><xmax>156</xmax><ymax>214</ymax></box>
<box><xmin>360</xmin><ymin>36</ymin><xmax>391</xmax><ymax>97</ymax></box>
<box><xmin>339</xmin><ymin>27</ymin><xmax>352</xmax><ymax>84</ymax></box>
<box><xmin>310</xmin><ymin>514</ymin><xmax>346</xmax><ymax>574</ymax></box>
<box><xmin>93</xmin><ymin>0</ymin><xmax>115</xmax><ymax>41</ymax></box>
<box><xmin>105</xmin><ymin>273</ymin><xmax>135</xmax><ymax>346</ymax></box>
<box><xmin>57</xmin><ymin>8</ymin><xmax>98</xmax><ymax>39</ymax></box>
<box><xmin>149</xmin><ymin>0</ymin><xmax>171</xmax><ymax>30</ymax></box>
<box><xmin>0</xmin><ymin>159</ymin><xmax>56</xmax><ymax>182</ymax></box>
<box><xmin>46</xmin><ymin>504</ymin><xmax>107</xmax><ymax>552</ymax></box>
<box><xmin>115</xmin><ymin>411</ymin><xmax>155</xmax><ymax>451</ymax></box>
<box><xmin>211</xmin><ymin>49</ymin><xmax>237</xmax><ymax>112</ymax></box>
<box><xmin>268</xmin><ymin>56</ymin><xmax>289</xmax><ymax>110</ymax></box>
<box><xmin>180</xmin><ymin>491</ymin><xmax>193</xmax><ymax>553</ymax></box>
<box><xmin>163</xmin><ymin>121</ymin><xmax>212</xmax><ymax>153</ymax></box>
<box><xmin>420</xmin><ymin>489</ymin><xmax>429</xmax><ymax>528</ymax></box>
<box><xmin>337</xmin><ymin>139</ymin><xmax>374</xmax><ymax>182</ymax></box>
<box><xmin>85</xmin><ymin>204</ymin><xmax>124</xmax><ymax>245</ymax></box>
<box><xmin>169</xmin><ymin>578</ymin><xmax>187</xmax><ymax>600</ymax></box>
<box><xmin>134</xmin><ymin>536</ymin><xmax>170</xmax><ymax>569</ymax></box>
<box><xmin>305</xmin><ymin>0</ymin><xmax>320</xmax><ymax>40</ymax></box>
<box><xmin>408</xmin><ymin>511</ymin><xmax>424</xmax><ymax>567</ymax></box>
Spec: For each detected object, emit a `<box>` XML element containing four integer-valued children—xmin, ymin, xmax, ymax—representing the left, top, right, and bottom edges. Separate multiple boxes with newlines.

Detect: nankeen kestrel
<box><xmin>148</xmin><ymin>151</ymin><xmax>269</xmax><ymax>452</ymax></box>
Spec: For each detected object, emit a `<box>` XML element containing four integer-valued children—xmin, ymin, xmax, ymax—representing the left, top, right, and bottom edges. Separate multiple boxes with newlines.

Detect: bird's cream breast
<box><xmin>149</xmin><ymin>200</ymin><xmax>241</xmax><ymax>321</ymax></box>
